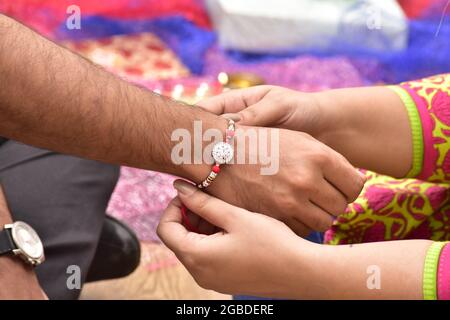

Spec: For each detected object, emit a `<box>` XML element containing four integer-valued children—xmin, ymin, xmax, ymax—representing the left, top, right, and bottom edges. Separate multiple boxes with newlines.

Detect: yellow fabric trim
<box><xmin>388</xmin><ymin>86</ymin><xmax>424</xmax><ymax>178</ymax></box>
<box><xmin>423</xmin><ymin>242</ymin><xmax>448</xmax><ymax>300</ymax></box>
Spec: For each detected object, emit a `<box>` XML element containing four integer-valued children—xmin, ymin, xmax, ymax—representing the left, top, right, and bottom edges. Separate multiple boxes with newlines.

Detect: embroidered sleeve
<box><xmin>390</xmin><ymin>74</ymin><xmax>450</xmax><ymax>183</ymax></box>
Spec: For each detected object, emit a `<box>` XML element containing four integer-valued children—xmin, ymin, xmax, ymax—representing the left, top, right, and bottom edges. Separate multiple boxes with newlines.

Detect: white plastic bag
<box><xmin>205</xmin><ymin>0</ymin><xmax>408</xmax><ymax>53</ymax></box>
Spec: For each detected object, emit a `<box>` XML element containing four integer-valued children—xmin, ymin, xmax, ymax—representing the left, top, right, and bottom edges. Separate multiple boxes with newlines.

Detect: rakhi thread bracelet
<box><xmin>197</xmin><ymin>118</ymin><xmax>235</xmax><ymax>189</ymax></box>
<box><xmin>180</xmin><ymin>205</ymin><xmax>197</xmax><ymax>233</ymax></box>
<box><xmin>181</xmin><ymin>119</ymin><xmax>236</xmax><ymax>232</ymax></box>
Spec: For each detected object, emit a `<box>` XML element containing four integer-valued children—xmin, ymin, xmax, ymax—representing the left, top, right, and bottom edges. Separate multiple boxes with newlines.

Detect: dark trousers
<box><xmin>0</xmin><ymin>140</ymin><xmax>119</xmax><ymax>299</ymax></box>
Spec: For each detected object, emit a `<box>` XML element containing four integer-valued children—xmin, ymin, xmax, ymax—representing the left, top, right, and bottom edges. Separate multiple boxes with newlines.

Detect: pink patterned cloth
<box><xmin>401</xmin><ymin>74</ymin><xmax>450</xmax><ymax>182</ymax></box>
<box><xmin>107</xmin><ymin>167</ymin><xmax>177</xmax><ymax>243</ymax></box>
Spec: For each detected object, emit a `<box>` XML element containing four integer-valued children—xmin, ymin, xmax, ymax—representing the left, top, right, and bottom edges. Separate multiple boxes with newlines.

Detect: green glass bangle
<box><xmin>388</xmin><ymin>86</ymin><xmax>424</xmax><ymax>178</ymax></box>
<box><xmin>423</xmin><ymin>242</ymin><xmax>448</xmax><ymax>300</ymax></box>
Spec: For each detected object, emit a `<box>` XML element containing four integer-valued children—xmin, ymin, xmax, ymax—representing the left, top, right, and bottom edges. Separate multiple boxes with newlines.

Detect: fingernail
<box><xmin>221</xmin><ymin>113</ymin><xmax>242</xmax><ymax>122</ymax></box>
<box><xmin>173</xmin><ymin>180</ymin><xmax>197</xmax><ymax>196</ymax></box>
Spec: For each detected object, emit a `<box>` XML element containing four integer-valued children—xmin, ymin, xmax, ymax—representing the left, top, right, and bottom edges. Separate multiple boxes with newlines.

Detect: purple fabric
<box><xmin>203</xmin><ymin>46</ymin><xmax>376</xmax><ymax>90</ymax></box>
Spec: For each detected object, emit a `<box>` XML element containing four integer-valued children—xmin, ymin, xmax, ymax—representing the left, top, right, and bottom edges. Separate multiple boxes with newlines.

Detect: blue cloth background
<box><xmin>58</xmin><ymin>15</ymin><xmax>450</xmax><ymax>82</ymax></box>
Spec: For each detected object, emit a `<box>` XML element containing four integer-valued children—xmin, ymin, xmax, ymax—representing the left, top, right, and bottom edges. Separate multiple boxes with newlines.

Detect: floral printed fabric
<box><xmin>401</xmin><ymin>74</ymin><xmax>450</xmax><ymax>182</ymax></box>
<box><xmin>325</xmin><ymin>74</ymin><xmax>450</xmax><ymax>244</ymax></box>
<box><xmin>63</xmin><ymin>33</ymin><xmax>189</xmax><ymax>82</ymax></box>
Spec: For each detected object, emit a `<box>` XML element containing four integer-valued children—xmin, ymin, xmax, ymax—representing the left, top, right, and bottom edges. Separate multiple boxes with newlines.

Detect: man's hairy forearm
<box><xmin>0</xmin><ymin>14</ymin><xmax>222</xmax><ymax>180</ymax></box>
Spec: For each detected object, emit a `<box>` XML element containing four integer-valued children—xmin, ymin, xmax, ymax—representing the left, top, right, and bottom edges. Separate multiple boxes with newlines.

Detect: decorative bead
<box><xmin>212</xmin><ymin>165</ymin><xmax>220</xmax><ymax>173</ymax></box>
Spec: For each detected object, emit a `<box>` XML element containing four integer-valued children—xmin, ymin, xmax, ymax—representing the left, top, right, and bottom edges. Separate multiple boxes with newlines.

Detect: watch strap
<box><xmin>0</xmin><ymin>137</ymin><xmax>7</xmax><ymax>146</ymax></box>
<box><xmin>0</xmin><ymin>228</ymin><xmax>16</xmax><ymax>255</ymax></box>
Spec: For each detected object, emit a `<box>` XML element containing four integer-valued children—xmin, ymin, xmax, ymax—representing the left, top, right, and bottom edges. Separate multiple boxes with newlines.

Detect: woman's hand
<box><xmin>158</xmin><ymin>180</ymin><xmax>431</xmax><ymax>300</ymax></box>
<box><xmin>199</xmin><ymin>85</ymin><xmax>413</xmax><ymax>178</ymax></box>
<box><xmin>198</xmin><ymin>86</ymin><xmax>324</xmax><ymax>134</ymax></box>
<box><xmin>157</xmin><ymin>180</ymin><xmax>315</xmax><ymax>297</ymax></box>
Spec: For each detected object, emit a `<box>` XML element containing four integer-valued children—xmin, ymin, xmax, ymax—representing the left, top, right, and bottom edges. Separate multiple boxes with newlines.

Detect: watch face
<box><xmin>212</xmin><ymin>142</ymin><xmax>234</xmax><ymax>164</ymax></box>
<box><xmin>11</xmin><ymin>221</ymin><xmax>44</xmax><ymax>260</ymax></box>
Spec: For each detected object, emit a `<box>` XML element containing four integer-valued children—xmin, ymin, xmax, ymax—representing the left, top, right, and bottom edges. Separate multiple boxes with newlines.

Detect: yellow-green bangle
<box><xmin>388</xmin><ymin>86</ymin><xmax>424</xmax><ymax>178</ymax></box>
<box><xmin>423</xmin><ymin>242</ymin><xmax>448</xmax><ymax>300</ymax></box>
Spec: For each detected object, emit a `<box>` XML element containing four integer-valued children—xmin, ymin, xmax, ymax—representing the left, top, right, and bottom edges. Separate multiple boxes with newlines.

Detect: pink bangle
<box><xmin>438</xmin><ymin>242</ymin><xmax>450</xmax><ymax>300</ymax></box>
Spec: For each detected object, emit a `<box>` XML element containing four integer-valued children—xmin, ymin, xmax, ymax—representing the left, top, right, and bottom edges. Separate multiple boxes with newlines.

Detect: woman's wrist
<box><xmin>288</xmin><ymin>239</ymin><xmax>433</xmax><ymax>300</ymax></box>
<box><xmin>308</xmin><ymin>87</ymin><xmax>413</xmax><ymax>177</ymax></box>
<box><xmin>315</xmin><ymin>240</ymin><xmax>430</xmax><ymax>299</ymax></box>
<box><xmin>309</xmin><ymin>90</ymin><xmax>359</xmax><ymax>152</ymax></box>
<box><xmin>289</xmin><ymin>91</ymin><xmax>340</xmax><ymax>139</ymax></box>
<box><xmin>278</xmin><ymin>239</ymin><xmax>331</xmax><ymax>299</ymax></box>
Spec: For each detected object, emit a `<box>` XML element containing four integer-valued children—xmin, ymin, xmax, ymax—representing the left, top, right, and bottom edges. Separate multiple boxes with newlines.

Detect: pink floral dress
<box><xmin>325</xmin><ymin>73</ymin><xmax>450</xmax><ymax>244</ymax></box>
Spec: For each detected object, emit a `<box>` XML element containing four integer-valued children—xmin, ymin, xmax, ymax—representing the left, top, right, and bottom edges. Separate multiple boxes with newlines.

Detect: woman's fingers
<box><xmin>157</xmin><ymin>197</ymin><xmax>190</xmax><ymax>252</ymax></box>
<box><xmin>197</xmin><ymin>86</ymin><xmax>272</xmax><ymax>115</ymax></box>
<box><xmin>232</xmin><ymin>100</ymin><xmax>280</xmax><ymax>127</ymax></box>
<box><xmin>159</xmin><ymin>180</ymin><xmax>243</xmax><ymax>255</ymax></box>
<box><xmin>185</xmin><ymin>209</ymin><xmax>217</xmax><ymax>235</ymax></box>
<box><xmin>173</xmin><ymin>180</ymin><xmax>237</xmax><ymax>231</ymax></box>
<box><xmin>198</xmin><ymin>92</ymin><xmax>282</xmax><ymax>127</ymax></box>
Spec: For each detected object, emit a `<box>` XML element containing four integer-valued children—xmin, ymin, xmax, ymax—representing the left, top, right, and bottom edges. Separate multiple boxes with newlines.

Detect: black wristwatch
<box><xmin>0</xmin><ymin>221</ymin><xmax>45</xmax><ymax>266</ymax></box>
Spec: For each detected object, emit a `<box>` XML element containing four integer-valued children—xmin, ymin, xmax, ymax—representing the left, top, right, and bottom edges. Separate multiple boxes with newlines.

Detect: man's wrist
<box><xmin>0</xmin><ymin>187</ymin><xmax>12</xmax><ymax>226</ymax></box>
<box><xmin>0</xmin><ymin>254</ymin><xmax>45</xmax><ymax>299</ymax></box>
<box><xmin>174</xmin><ymin>116</ymin><xmax>229</xmax><ymax>184</ymax></box>
<box><xmin>0</xmin><ymin>186</ymin><xmax>45</xmax><ymax>299</ymax></box>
